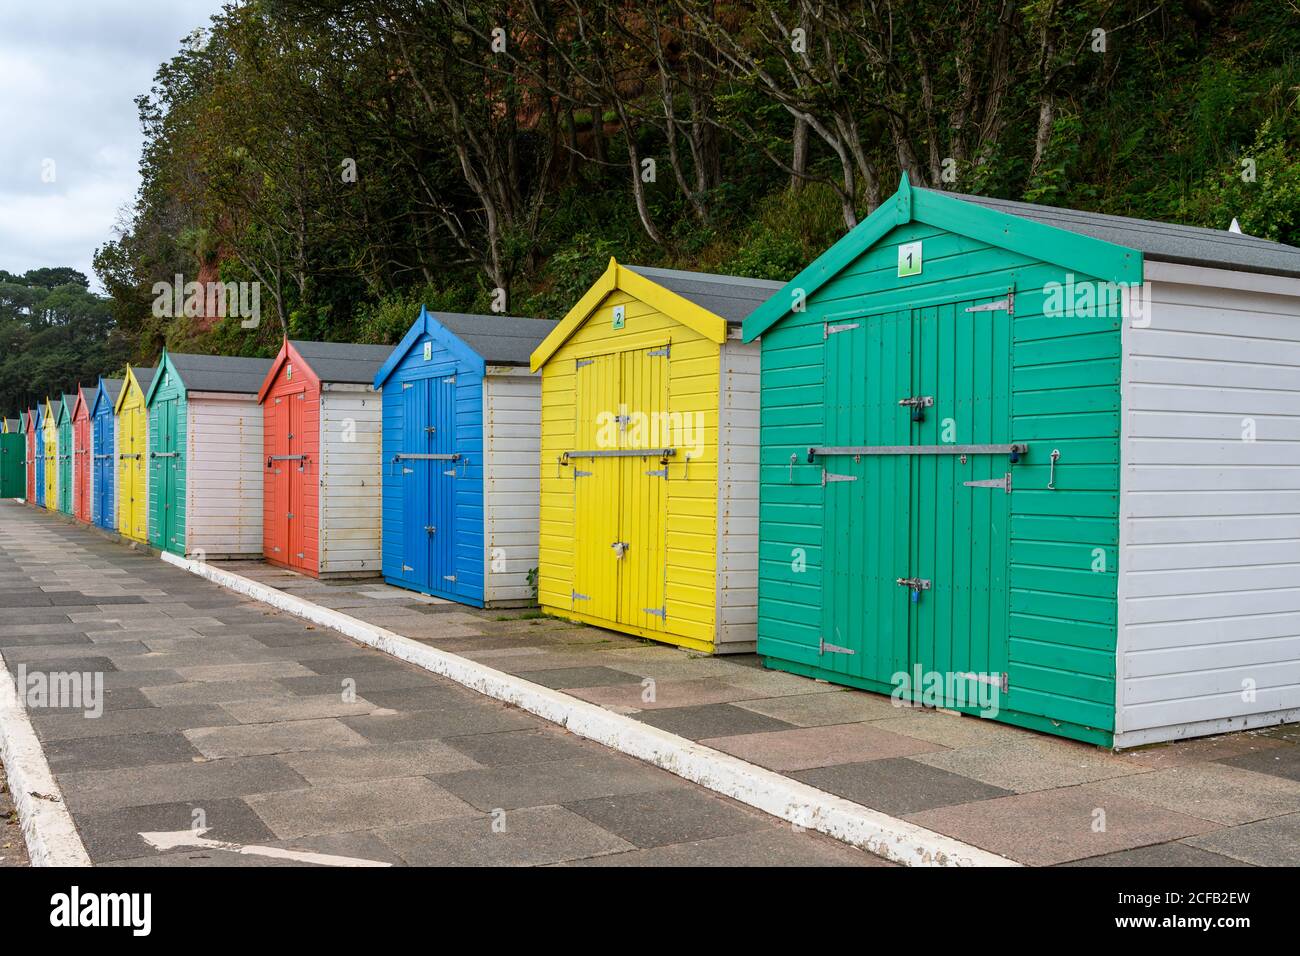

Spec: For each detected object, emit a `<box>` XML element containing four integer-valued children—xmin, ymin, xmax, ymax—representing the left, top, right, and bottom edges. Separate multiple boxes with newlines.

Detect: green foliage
<box><xmin>0</xmin><ymin>270</ymin><xmax>127</xmax><ymax>414</ymax></box>
<box><xmin>0</xmin><ymin>0</ymin><xmax>1278</xmax><ymax>415</ymax></box>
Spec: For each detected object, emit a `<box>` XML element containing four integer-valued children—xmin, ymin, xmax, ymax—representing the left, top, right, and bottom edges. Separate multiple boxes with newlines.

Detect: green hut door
<box><xmin>152</xmin><ymin>398</ymin><xmax>181</xmax><ymax>554</ymax></box>
<box><xmin>820</xmin><ymin>293</ymin><xmax>1014</xmax><ymax>703</ymax></box>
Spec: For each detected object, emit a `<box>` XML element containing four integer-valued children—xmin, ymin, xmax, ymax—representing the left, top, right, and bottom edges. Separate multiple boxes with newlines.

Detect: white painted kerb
<box><xmin>0</xmin><ymin>653</ymin><xmax>93</xmax><ymax>866</ymax></box>
<box><xmin>163</xmin><ymin>552</ymin><xmax>1018</xmax><ymax>867</ymax></box>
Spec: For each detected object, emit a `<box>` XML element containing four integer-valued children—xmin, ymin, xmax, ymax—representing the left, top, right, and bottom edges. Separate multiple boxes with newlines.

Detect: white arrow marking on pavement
<box><xmin>139</xmin><ymin>829</ymin><xmax>392</xmax><ymax>867</ymax></box>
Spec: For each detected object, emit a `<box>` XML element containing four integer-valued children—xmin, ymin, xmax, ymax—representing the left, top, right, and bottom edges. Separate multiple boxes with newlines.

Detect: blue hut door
<box><xmin>402</xmin><ymin>373</ymin><xmax>457</xmax><ymax>594</ymax></box>
<box><xmin>94</xmin><ymin>413</ymin><xmax>112</xmax><ymax>526</ymax></box>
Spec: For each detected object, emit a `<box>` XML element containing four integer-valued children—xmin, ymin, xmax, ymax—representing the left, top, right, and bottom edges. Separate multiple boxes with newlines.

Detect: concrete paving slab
<box><xmin>794</xmin><ymin>757</ymin><xmax>1013</xmax><ymax>816</ymax></box>
<box><xmin>1215</xmin><ymin>745</ymin><xmax>1300</xmax><ymax>783</ymax></box>
<box><xmin>79</xmin><ymin>797</ymin><xmax>279</xmax><ymax>864</ymax></box>
<box><xmin>563</xmin><ymin>826</ymin><xmax>888</xmax><ymax>867</ymax></box>
<box><xmin>185</xmin><ymin>718</ymin><xmax>371</xmax><ymax>759</ymax></box>
<box><xmin>910</xmin><ymin>737</ymin><xmax>1147</xmax><ymax>793</ymax></box>
<box><xmin>733</xmin><ymin>690</ymin><xmax>905</xmax><ymax>726</ymax></box>
<box><xmin>634</xmin><ymin>703</ymin><xmax>798</xmax><ymax>740</ymax></box>
<box><xmin>340</xmin><ymin>706</ymin><xmax>536</xmax><ymax>742</ymax></box>
<box><xmin>217</xmin><ymin>694</ymin><xmax>382</xmax><ymax>724</ymax></box>
<box><xmin>440</xmin><ymin>728</ymin><xmax>591</xmax><ymax>767</ymax></box>
<box><xmin>513</xmin><ymin>666</ymin><xmax>644</xmax><ymax>689</ymax></box>
<box><xmin>43</xmin><ymin>731</ymin><xmax>204</xmax><ymax>773</ymax></box>
<box><xmin>282</xmin><ymin>740</ymin><xmax>482</xmax><ymax>785</ymax></box>
<box><xmin>433</xmin><ymin>754</ymin><xmax>687</xmax><ymax>811</ymax></box>
<box><xmin>379</xmin><ymin>806</ymin><xmax>634</xmax><ymax>866</ymax></box>
<box><xmin>1183</xmin><ymin>811</ymin><xmax>1300</xmax><ymax>866</ymax></box>
<box><xmin>1062</xmin><ymin>841</ymin><xmax>1251</xmax><ymax>867</ymax></box>
<box><xmin>60</xmin><ymin>755</ymin><xmax>310</xmax><ymax>814</ymax></box>
<box><xmin>703</xmin><ymin>723</ymin><xmax>946</xmax><ymax>772</ymax></box>
<box><xmin>1091</xmin><ymin>763</ymin><xmax>1300</xmax><ymax>826</ymax></box>
<box><xmin>245</xmin><ymin>776</ymin><xmax>477</xmax><ymax>839</ymax></box>
<box><xmin>908</xmin><ymin>786</ymin><xmax>1221</xmax><ymax>866</ymax></box>
<box><xmin>564</xmin><ymin>787</ymin><xmax>770</xmax><ymax>848</ymax></box>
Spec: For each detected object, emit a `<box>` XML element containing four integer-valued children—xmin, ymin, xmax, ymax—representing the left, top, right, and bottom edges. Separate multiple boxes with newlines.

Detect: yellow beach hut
<box><xmin>530</xmin><ymin>260</ymin><xmax>781</xmax><ymax>654</ymax></box>
<box><xmin>115</xmin><ymin>364</ymin><xmax>155</xmax><ymax>543</ymax></box>
<box><xmin>42</xmin><ymin>398</ymin><xmax>58</xmax><ymax>510</ymax></box>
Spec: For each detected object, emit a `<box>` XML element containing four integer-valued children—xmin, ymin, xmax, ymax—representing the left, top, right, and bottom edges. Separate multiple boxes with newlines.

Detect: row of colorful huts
<box><xmin>4</xmin><ymin>178</ymin><xmax>1300</xmax><ymax>749</ymax></box>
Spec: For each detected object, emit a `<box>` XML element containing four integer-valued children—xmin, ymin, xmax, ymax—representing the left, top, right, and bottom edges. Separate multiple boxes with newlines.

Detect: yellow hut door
<box><xmin>571</xmin><ymin>347</ymin><xmax>669</xmax><ymax>635</ymax></box>
<box><xmin>618</xmin><ymin>345</ymin><xmax>669</xmax><ymax>634</ymax></box>
<box><xmin>572</xmin><ymin>352</ymin><xmax>621</xmax><ymax>623</ymax></box>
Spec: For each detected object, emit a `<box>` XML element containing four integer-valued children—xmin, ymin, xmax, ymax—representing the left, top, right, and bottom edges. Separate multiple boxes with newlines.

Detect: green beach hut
<box><xmin>744</xmin><ymin>175</ymin><xmax>1300</xmax><ymax>748</ymax></box>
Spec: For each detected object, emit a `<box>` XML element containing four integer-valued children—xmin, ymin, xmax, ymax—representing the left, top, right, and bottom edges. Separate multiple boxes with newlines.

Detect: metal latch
<box><xmin>896</xmin><ymin>577</ymin><xmax>932</xmax><ymax>603</ymax></box>
<box><xmin>898</xmin><ymin>394</ymin><xmax>934</xmax><ymax>422</ymax></box>
<box><xmin>611</xmin><ymin>541</ymin><xmax>629</xmax><ymax>559</ymax></box>
<box><xmin>962</xmin><ymin>473</ymin><xmax>1012</xmax><ymax>493</ymax></box>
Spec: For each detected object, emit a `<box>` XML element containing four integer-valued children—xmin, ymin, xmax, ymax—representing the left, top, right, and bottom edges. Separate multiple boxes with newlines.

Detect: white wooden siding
<box><xmin>483</xmin><ymin>366</ymin><xmax>543</xmax><ymax>606</ymax></box>
<box><xmin>714</xmin><ymin>335</ymin><xmax>759</xmax><ymax>651</ymax></box>
<box><xmin>1116</xmin><ymin>264</ymin><xmax>1300</xmax><ymax>746</ymax></box>
<box><xmin>319</xmin><ymin>385</ymin><xmax>382</xmax><ymax>576</ymax></box>
<box><xmin>186</xmin><ymin>392</ymin><xmax>264</xmax><ymax>558</ymax></box>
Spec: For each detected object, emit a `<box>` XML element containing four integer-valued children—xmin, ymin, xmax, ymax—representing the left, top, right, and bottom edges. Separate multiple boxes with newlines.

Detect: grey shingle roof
<box><xmin>431</xmin><ymin>313</ymin><xmax>559</xmax><ymax>365</ymax></box>
<box><xmin>625</xmin><ymin>265</ymin><xmax>785</xmax><ymax>325</ymax></box>
<box><xmin>61</xmin><ymin>393</ymin><xmax>78</xmax><ymax>417</ymax></box>
<box><xmin>3</xmin><ymin>418</ymin><xmax>16</xmax><ymax>432</ymax></box>
<box><xmin>167</xmin><ymin>353</ymin><xmax>274</xmax><ymax>395</ymax></box>
<box><xmin>133</xmin><ymin>367</ymin><xmax>156</xmax><ymax>395</ymax></box>
<box><xmin>99</xmin><ymin>378</ymin><xmax>124</xmax><ymax>409</ymax></box>
<box><xmin>79</xmin><ymin>387</ymin><xmax>96</xmax><ymax>412</ymax></box>
<box><xmin>930</xmin><ymin>189</ymin><xmax>1300</xmax><ymax>280</ymax></box>
<box><xmin>288</xmin><ymin>341</ymin><xmax>394</xmax><ymax>384</ymax></box>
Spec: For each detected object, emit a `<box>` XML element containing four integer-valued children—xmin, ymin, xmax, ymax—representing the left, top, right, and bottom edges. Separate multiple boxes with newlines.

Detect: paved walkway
<box><xmin>3</xmin><ymin>501</ymin><xmax>1298</xmax><ymax>866</ymax></box>
<box><xmin>0</xmin><ymin>501</ymin><xmax>880</xmax><ymax>866</ymax></box>
<box><xmin>212</xmin><ymin>562</ymin><xmax>1300</xmax><ymax>867</ymax></box>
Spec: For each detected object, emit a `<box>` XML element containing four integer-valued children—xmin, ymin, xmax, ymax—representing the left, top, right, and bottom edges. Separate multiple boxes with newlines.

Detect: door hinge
<box><xmin>644</xmin><ymin>468</ymin><xmax>667</xmax><ymax>478</ymax></box>
<box><xmin>959</xmin><ymin>671</ymin><xmax>1009</xmax><ymax>693</ymax></box>
<box><xmin>402</xmin><ymin>467</ymin><xmax>414</xmax><ymax>474</ymax></box>
<box><xmin>286</xmin><ymin>513</ymin><xmax>294</xmax><ymax>520</ymax></box>
<box><xmin>575</xmin><ymin>358</ymin><xmax>594</xmax><ymax>369</ymax></box>
<box><xmin>647</xmin><ymin>345</ymin><xmax>670</xmax><ymax>357</ymax></box>
<box><xmin>962</xmin><ymin>473</ymin><xmax>1012</xmax><ymax>493</ymax></box>
<box><xmin>571</xmin><ymin>590</ymin><xmax>591</xmax><ymax>601</ymax></box>
<box><xmin>574</xmin><ymin>469</ymin><xmax>592</xmax><ymax>478</ymax></box>
<box><xmin>296</xmin><ymin>552</ymin><xmax>304</xmax><ymax>559</ymax></box>
<box><xmin>822</xmin><ymin>469</ymin><xmax>857</xmax><ymax>486</ymax></box>
<box><xmin>401</xmin><ymin>382</ymin><xmax>414</xmax><ymax>389</ymax></box>
<box><xmin>443</xmin><ymin>575</ymin><xmax>457</xmax><ymax>582</ymax></box>
<box><xmin>965</xmin><ymin>293</ymin><xmax>1014</xmax><ymax>315</ymax></box>
<box><xmin>824</xmin><ymin>321</ymin><xmax>860</xmax><ymax>339</ymax></box>
<box><xmin>402</xmin><ymin>564</ymin><xmax>414</xmax><ymax>572</ymax></box>
<box><xmin>819</xmin><ymin>637</ymin><xmax>856</xmax><ymax>656</ymax></box>
<box><xmin>643</xmin><ymin>607</ymin><xmax>667</xmax><ymax>619</ymax></box>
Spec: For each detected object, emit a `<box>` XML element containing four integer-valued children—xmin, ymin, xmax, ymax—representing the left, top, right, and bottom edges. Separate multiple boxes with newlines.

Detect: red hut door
<box><xmin>267</xmin><ymin>389</ymin><xmax>310</xmax><ymax>573</ymax></box>
<box><xmin>74</xmin><ymin>413</ymin><xmax>91</xmax><ymax>521</ymax></box>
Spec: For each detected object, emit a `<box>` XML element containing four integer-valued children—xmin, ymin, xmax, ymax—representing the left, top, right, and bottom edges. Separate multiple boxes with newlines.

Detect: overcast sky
<box><xmin>0</xmin><ymin>1</ymin><xmax>225</xmax><ymax>290</ymax></box>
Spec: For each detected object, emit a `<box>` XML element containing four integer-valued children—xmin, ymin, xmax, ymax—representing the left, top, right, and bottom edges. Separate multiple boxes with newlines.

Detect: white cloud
<box><xmin>0</xmin><ymin>0</ymin><xmax>226</xmax><ymax>289</ymax></box>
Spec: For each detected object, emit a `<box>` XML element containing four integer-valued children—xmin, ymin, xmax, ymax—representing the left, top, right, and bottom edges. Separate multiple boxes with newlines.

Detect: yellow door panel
<box><xmin>572</xmin><ymin>352</ymin><xmax>621</xmax><ymax>623</ymax></box>
<box><xmin>117</xmin><ymin>391</ymin><xmax>148</xmax><ymax>544</ymax></box>
<box><xmin>617</xmin><ymin>345</ymin><xmax>669</xmax><ymax>634</ymax></box>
